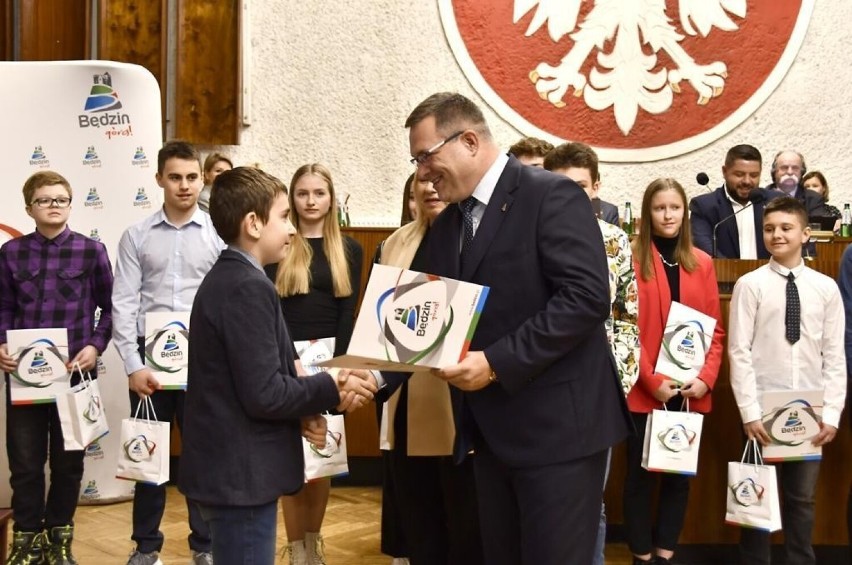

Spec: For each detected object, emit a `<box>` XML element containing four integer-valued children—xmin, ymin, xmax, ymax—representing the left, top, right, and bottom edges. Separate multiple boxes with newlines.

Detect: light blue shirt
<box><xmin>112</xmin><ymin>207</ymin><xmax>225</xmax><ymax>375</ymax></box>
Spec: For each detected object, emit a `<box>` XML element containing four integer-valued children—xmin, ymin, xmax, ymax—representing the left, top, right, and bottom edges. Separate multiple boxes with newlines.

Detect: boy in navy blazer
<box><xmin>178</xmin><ymin>167</ymin><xmax>376</xmax><ymax>563</ymax></box>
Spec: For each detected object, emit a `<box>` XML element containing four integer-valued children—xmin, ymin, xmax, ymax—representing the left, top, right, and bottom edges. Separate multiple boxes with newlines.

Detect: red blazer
<box><xmin>629</xmin><ymin>244</ymin><xmax>724</xmax><ymax>414</ymax></box>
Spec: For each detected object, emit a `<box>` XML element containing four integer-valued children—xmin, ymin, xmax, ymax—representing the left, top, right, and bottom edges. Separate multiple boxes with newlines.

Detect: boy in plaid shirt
<box><xmin>0</xmin><ymin>170</ymin><xmax>114</xmax><ymax>564</ymax></box>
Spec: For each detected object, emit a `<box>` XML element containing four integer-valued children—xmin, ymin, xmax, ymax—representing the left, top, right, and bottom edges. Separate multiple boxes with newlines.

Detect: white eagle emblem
<box><xmin>515</xmin><ymin>0</ymin><xmax>746</xmax><ymax>135</ymax></box>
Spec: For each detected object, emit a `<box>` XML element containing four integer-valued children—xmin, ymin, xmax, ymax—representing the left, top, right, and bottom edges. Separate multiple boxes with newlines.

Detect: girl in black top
<box><xmin>267</xmin><ymin>163</ymin><xmax>362</xmax><ymax>565</ymax></box>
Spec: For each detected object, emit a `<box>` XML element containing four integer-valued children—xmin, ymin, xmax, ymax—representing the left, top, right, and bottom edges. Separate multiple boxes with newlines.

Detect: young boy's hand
<box><xmin>68</xmin><ymin>345</ymin><xmax>99</xmax><ymax>372</ymax></box>
<box><xmin>332</xmin><ymin>369</ymin><xmax>378</xmax><ymax>413</ymax></box>
<box><xmin>0</xmin><ymin>344</ymin><xmax>17</xmax><ymax>373</ymax></box>
<box><xmin>128</xmin><ymin>368</ymin><xmax>162</xmax><ymax>398</ymax></box>
<box><xmin>743</xmin><ymin>420</ymin><xmax>771</xmax><ymax>446</ymax></box>
<box><xmin>301</xmin><ymin>415</ymin><xmax>328</xmax><ymax>448</ymax></box>
<box><xmin>811</xmin><ymin>422</ymin><xmax>837</xmax><ymax>447</ymax></box>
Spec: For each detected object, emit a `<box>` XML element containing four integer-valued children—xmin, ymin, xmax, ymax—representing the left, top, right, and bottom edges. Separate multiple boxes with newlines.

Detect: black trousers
<box><xmin>129</xmin><ymin>338</ymin><xmax>211</xmax><ymax>553</ymax></box>
<box><xmin>474</xmin><ymin>442</ymin><xmax>608</xmax><ymax>565</ymax></box>
<box><xmin>622</xmin><ymin>411</ymin><xmax>691</xmax><ymax>556</ymax></box>
<box><xmin>5</xmin><ymin>379</ymin><xmax>85</xmax><ymax>532</ymax></box>
<box><xmin>385</xmin><ymin>446</ymin><xmax>483</xmax><ymax>565</ymax></box>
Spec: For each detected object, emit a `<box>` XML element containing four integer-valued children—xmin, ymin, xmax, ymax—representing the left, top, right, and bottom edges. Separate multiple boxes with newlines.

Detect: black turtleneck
<box><xmin>652</xmin><ymin>234</ymin><xmax>680</xmax><ymax>303</ymax></box>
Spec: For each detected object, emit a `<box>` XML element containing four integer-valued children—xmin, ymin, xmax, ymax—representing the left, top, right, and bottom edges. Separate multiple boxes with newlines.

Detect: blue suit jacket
<box><xmin>427</xmin><ymin>157</ymin><xmax>631</xmax><ymax>467</ymax></box>
<box><xmin>179</xmin><ymin>250</ymin><xmax>340</xmax><ymax>506</ymax></box>
<box><xmin>689</xmin><ymin>186</ymin><xmax>784</xmax><ymax>259</ymax></box>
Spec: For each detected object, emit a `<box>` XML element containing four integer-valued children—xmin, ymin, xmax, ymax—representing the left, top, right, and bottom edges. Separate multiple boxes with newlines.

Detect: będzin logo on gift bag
<box><xmin>123</xmin><ymin>435</ymin><xmax>157</xmax><ymax>463</ymax></box>
<box><xmin>730</xmin><ymin>477</ymin><xmax>766</xmax><ymax>508</ymax></box>
<box><xmin>657</xmin><ymin>424</ymin><xmax>697</xmax><ymax>453</ymax></box>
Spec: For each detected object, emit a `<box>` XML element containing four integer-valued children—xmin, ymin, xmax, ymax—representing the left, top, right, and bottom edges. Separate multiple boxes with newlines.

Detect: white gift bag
<box><xmin>641</xmin><ymin>400</ymin><xmax>704</xmax><ymax>475</ymax></box>
<box><xmin>725</xmin><ymin>440</ymin><xmax>782</xmax><ymax>532</ymax></box>
<box><xmin>304</xmin><ymin>414</ymin><xmax>348</xmax><ymax>481</ymax></box>
<box><xmin>115</xmin><ymin>396</ymin><xmax>170</xmax><ymax>485</ymax></box>
<box><xmin>55</xmin><ymin>363</ymin><xmax>109</xmax><ymax>450</ymax></box>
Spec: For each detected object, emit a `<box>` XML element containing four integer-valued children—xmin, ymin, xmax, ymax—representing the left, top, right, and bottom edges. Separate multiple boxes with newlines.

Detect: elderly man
<box><xmin>406</xmin><ymin>92</ymin><xmax>631</xmax><ymax>565</ymax></box>
<box><xmin>767</xmin><ymin>149</ymin><xmax>828</xmax><ymax>216</ymax></box>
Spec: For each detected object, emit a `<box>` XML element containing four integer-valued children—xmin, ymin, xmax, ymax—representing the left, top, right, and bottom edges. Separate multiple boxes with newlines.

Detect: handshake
<box><xmin>301</xmin><ymin>368</ymin><xmax>378</xmax><ymax>449</ymax></box>
<box><xmin>330</xmin><ymin>368</ymin><xmax>379</xmax><ymax>413</ymax></box>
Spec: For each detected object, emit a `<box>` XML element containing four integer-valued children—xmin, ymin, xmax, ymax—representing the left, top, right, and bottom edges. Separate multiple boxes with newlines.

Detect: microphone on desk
<box><xmin>712</xmin><ymin>189</ymin><xmax>766</xmax><ymax>258</ymax></box>
<box><xmin>696</xmin><ymin>172</ymin><xmax>711</xmax><ymax>192</ymax></box>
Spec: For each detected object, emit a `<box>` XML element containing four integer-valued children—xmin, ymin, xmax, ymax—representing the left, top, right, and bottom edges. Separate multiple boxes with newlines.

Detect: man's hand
<box><xmin>301</xmin><ymin>415</ymin><xmax>328</xmax><ymax>449</ymax></box>
<box><xmin>332</xmin><ymin>368</ymin><xmax>378</xmax><ymax>413</ymax></box>
<box><xmin>744</xmin><ymin>419</ymin><xmax>771</xmax><ymax>446</ymax></box>
<box><xmin>433</xmin><ymin>351</ymin><xmax>494</xmax><ymax>392</ymax></box>
<box><xmin>68</xmin><ymin>345</ymin><xmax>99</xmax><ymax>372</ymax></box>
<box><xmin>128</xmin><ymin>368</ymin><xmax>161</xmax><ymax>398</ymax></box>
<box><xmin>0</xmin><ymin>344</ymin><xmax>17</xmax><ymax>373</ymax></box>
<box><xmin>652</xmin><ymin>379</ymin><xmax>681</xmax><ymax>403</ymax></box>
<box><xmin>811</xmin><ymin>422</ymin><xmax>837</xmax><ymax>447</ymax></box>
<box><xmin>680</xmin><ymin>378</ymin><xmax>709</xmax><ymax>400</ymax></box>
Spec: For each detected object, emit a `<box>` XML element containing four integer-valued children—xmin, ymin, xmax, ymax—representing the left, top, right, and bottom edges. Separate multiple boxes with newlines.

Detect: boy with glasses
<box><xmin>0</xmin><ymin>170</ymin><xmax>114</xmax><ymax>564</ymax></box>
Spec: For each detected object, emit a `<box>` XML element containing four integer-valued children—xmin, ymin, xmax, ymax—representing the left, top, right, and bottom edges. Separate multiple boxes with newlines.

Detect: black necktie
<box><xmin>460</xmin><ymin>197</ymin><xmax>476</xmax><ymax>257</ymax></box>
<box><xmin>785</xmin><ymin>272</ymin><xmax>800</xmax><ymax>344</ymax></box>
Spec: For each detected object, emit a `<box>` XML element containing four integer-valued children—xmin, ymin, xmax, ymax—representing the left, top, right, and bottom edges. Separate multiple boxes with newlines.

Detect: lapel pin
<box><xmin>501</xmin><ymin>203</ymin><xmax>507</xmax><ymax>212</ymax></box>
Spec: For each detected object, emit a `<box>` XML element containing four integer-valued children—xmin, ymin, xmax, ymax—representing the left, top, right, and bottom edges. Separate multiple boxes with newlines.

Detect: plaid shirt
<box><xmin>0</xmin><ymin>227</ymin><xmax>114</xmax><ymax>358</ymax></box>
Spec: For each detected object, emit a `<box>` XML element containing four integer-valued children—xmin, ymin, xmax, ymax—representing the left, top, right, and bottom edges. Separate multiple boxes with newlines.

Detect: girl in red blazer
<box><xmin>624</xmin><ymin>178</ymin><xmax>724</xmax><ymax>565</ymax></box>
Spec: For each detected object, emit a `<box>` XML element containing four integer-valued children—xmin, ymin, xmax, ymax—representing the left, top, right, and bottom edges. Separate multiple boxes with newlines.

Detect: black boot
<box><xmin>44</xmin><ymin>526</ymin><xmax>78</xmax><ymax>565</ymax></box>
<box><xmin>6</xmin><ymin>530</ymin><xmax>46</xmax><ymax>565</ymax></box>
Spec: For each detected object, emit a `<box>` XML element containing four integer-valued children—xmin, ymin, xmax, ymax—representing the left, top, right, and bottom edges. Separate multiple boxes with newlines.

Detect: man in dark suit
<box><xmin>766</xmin><ymin>149</ymin><xmax>829</xmax><ymax>216</ymax></box>
<box><xmin>690</xmin><ymin>144</ymin><xmax>784</xmax><ymax>259</ymax></box>
<box><xmin>178</xmin><ymin>167</ymin><xmax>375</xmax><ymax>563</ymax></box>
<box><xmin>405</xmin><ymin>92</ymin><xmax>632</xmax><ymax>565</ymax></box>
<box><xmin>598</xmin><ymin>198</ymin><xmax>620</xmax><ymax>226</ymax></box>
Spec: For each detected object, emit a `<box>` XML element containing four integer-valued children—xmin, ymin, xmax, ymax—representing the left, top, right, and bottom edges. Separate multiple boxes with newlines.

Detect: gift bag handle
<box><xmin>131</xmin><ymin>394</ymin><xmax>161</xmax><ymax>424</ymax></box>
<box><xmin>740</xmin><ymin>438</ymin><xmax>764</xmax><ymax>466</ymax></box>
<box><xmin>71</xmin><ymin>361</ymin><xmax>93</xmax><ymax>386</ymax></box>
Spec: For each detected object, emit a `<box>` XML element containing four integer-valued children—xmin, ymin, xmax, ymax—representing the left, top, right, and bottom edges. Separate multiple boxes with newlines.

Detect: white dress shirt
<box><xmin>112</xmin><ymin>207</ymin><xmax>225</xmax><ymax>375</ymax></box>
<box><xmin>728</xmin><ymin>259</ymin><xmax>847</xmax><ymax>427</ymax></box>
<box><xmin>723</xmin><ymin>185</ymin><xmax>757</xmax><ymax>259</ymax></box>
<box><xmin>458</xmin><ymin>152</ymin><xmax>508</xmax><ymax>250</ymax></box>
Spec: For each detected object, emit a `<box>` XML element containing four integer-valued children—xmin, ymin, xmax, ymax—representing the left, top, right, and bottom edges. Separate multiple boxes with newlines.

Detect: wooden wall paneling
<box><xmin>342</xmin><ymin>227</ymin><xmax>395</xmax><ymax>457</ymax></box>
<box><xmin>18</xmin><ymin>0</ymin><xmax>89</xmax><ymax>61</ymax></box>
<box><xmin>175</xmin><ymin>0</ymin><xmax>240</xmax><ymax>145</ymax></box>
<box><xmin>98</xmin><ymin>0</ymin><xmax>167</xmax><ymax>121</ymax></box>
<box><xmin>0</xmin><ymin>1</ymin><xmax>11</xmax><ymax>61</ymax></box>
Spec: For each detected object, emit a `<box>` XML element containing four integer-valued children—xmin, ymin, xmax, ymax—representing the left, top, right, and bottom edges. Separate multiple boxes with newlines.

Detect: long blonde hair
<box><xmin>275</xmin><ymin>164</ymin><xmax>353</xmax><ymax>297</ymax></box>
<box><xmin>632</xmin><ymin>177</ymin><xmax>698</xmax><ymax>281</ymax></box>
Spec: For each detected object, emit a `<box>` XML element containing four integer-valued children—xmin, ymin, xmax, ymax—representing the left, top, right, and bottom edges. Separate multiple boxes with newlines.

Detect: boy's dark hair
<box><xmin>22</xmin><ymin>171</ymin><xmax>72</xmax><ymax>205</ymax></box>
<box><xmin>543</xmin><ymin>142</ymin><xmax>600</xmax><ymax>182</ymax></box>
<box><xmin>725</xmin><ymin>144</ymin><xmax>762</xmax><ymax>167</ymax></box>
<box><xmin>508</xmin><ymin>137</ymin><xmax>554</xmax><ymax>160</ymax></box>
<box><xmin>210</xmin><ymin>167</ymin><xmax>287</xmax><ymax>244</ymax></box>
<box><xmin>763</xmin><ymin>196</ymin><xmax>808</xmax><ymax>228</ymax></box>
<box><xmin>157</xmin><ymin>140</ymin><xmax>202</xmax><ymax>174</ymax></box>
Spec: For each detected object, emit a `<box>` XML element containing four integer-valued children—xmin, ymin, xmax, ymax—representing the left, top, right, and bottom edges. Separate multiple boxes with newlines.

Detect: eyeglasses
<box><xmin>410</xmin><ymin>131</ymin><xmax>464</xmax><ymax>166</ymax></box>
<box><xmin>31</xmin><ymin>197</ymin><xmax>72</xmax><ymax>209</ymax></box>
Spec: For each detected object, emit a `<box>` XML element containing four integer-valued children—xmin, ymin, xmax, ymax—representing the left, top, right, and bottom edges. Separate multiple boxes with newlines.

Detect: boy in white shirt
<box><xmin>728</xmin><ymin>196</ymin><xmax>846</xmax><ymax>564</ymax></box>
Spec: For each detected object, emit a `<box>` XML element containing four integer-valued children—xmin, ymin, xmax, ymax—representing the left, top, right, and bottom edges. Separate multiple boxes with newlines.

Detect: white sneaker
<box><xmin>391</xmin><ymin>559</ymin><xmax>411</xmax><ymax>565</ymax></box>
